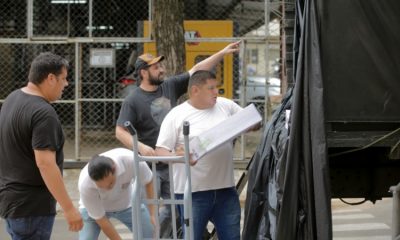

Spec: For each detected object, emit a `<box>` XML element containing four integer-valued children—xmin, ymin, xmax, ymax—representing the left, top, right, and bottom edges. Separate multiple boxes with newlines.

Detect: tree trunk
<box><xmin>153</xmin><ymin>0</ymin><xmax>186</xmax><ymax>77</ymax></box>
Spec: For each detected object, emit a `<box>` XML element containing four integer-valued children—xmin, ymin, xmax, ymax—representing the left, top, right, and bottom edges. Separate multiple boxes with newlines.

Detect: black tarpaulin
<box><xmin>242</xmin><ymin>90</ymin><xmax>293</xmax><ymax>240</ymax></box>
<box><xmin>242</xmin><ymin>0</ymin><xmax>332</xmax><ymax>239</ymax></box>
<box><xmin>321</xmin><ymin>0</ymin><xmax>400</xmax><ymax>122</ymax></box>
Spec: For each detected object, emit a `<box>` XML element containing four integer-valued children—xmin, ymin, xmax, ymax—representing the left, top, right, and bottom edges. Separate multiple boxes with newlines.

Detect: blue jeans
<box><xmin>176</xmin><ymin>187</ymin><xmax>241</xmax><ymax>240</ymax></box>
<box><xmin>5</xmin><ymin>215</ymin><xmax>55</xmax><ymax>240</ymax></box>
<box><xmin>79</xmin><ymin>204</ymin><xmax>153</xmax><ymax>239</ymax></box>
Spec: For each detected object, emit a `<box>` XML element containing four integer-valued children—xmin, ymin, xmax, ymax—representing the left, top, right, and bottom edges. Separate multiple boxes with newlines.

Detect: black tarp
<box><xmin>243</xmin><ymin>0</ymin><xmax>400</xmax><ymax>239</ymax></box>
<box><xmin>242</xmin><ymin>0</ymin><xmax>332</xmax><ymax>239</ymax></box>
<box><xmin>321</xmin><ymin>0</ymin><xmax>400</xmax><ymax>122</ymax></box>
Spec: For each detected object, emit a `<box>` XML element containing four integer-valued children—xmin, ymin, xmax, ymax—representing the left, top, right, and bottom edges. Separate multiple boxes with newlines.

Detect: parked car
<box><xmin>117</xmin><ymin>72</ymin><xmax>137</xmax><ymax>98</ymax></box>
<box><xmin>237</xmin><ymin>75</ymin><xmax>282</xmax><ymax>114</ymax></box>
<box><xmin>246</xmin><ymin>75</ymin><xmax>281</xmax><ymax>97</ymax></box>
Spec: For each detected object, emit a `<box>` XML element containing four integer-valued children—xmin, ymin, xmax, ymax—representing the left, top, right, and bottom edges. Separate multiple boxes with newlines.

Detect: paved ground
<box><xmin>0</xmin><ymin>170</ymin><xmax>82</xmax><ymax>240</ymax></box>
<box><xmin>0</xmin><ymin>171</ymin><xmax>395</xmax><ymax>240</ymax></box>
<box><xmin>0</xmin><ymin>168</ymin><xmax>248</xmax><ymax>240</ymax></box>
<box><xmin>0</xmin><ymin>130</ymin><xmax>394</xmax><ymax>239</ymax></box>
<box><xmin>0</xmin><ymin>132</ymin><xmax>259</xmax><ymax>240</ymax></box>
<box><xmin>331</xmin><ymin>198</ymin><xmax>392</xmax><ymax>240</ymax></box>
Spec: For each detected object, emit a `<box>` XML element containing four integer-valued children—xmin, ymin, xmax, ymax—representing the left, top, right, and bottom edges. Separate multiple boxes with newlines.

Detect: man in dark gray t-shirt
<box><xmin>0</xmin><ymin>52</ymin><xmax>83</xmax><ymax>240</ymax></box>
<box><xmin>117</xmin><ymin>71</ymin><xmax>189</xmax><ymax>155</ymax></box>
<box><xmin>115</xmin><ymin>41</ymin><xmax>241</xmax><ymax>237</ymax></box>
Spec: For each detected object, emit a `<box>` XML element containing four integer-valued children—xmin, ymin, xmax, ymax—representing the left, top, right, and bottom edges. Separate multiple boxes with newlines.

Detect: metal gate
<box><xmin>0</xmin><ymin>0</ymin><xmax>286</xmax><ymax>165</ymax></box>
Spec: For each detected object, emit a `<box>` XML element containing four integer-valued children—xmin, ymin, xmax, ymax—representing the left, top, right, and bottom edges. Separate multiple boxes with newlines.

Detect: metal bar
<box><xmin>264</xmin><ymin>0</ymin><xmax>271</xmax><ymax>120</ymax></box>
<box><xmin>138</xmin><ymin>156</ymin><xmax>185</xmax><ymax>163</ymax></box>
<box><xmin>0</xmin><ymin>37</ymin><xmax>152</xmax><ymax>44</ymax></box>
<box><xmin>390</xmin><ymin>183</ymin><xmax>400</xmax><ymax>240</ymax></box>
<box><xmin>238</xmin><ymin>39</ymin><xmax>247</xmax><ymax>162</ymax></box>
<box><xmin>148</xmin><ymin>0</ymin><xmax>153</xmax><ymax>40</ymax></box>
<box><xmin>67</xmin><ymin>3</ymin><xmax>70</xmax><ymax>36</ymax></box>
<box><xmin>124</xmin><ymin>122</ymin><xmax>143</xmax><ymax>240</ymax></box>
<box><xmin>0</xmin><ymin>36</ymin><xmax>279</xmax><ymax>44</ymax></box>
<box><xmin>168</xmin><ymin>162</ymin><xmax>179</xmax><ymax>239</ymax></box>
<box><xmin>27</xmin><ymin>0</ymin><xmax>33</xmax><ymax>38</ymax></box>
<box><xmin>183</xmin><ymin>121</ymin><xmax>193</xmax><ymax>240</ymax></box>
<box><xmin>152</xmin><ymin>161</ymin><xmax>160</xmax><ymax>239</ymax></box>
<box><xmin>88</xmin><ymin>0</ymin><xmax>93</xmax><ymax>38</ymax></box>
<box><xmin>74</xmin><ymin>42</ymin><xmax>80</xmax><ymax>161</ymax></box>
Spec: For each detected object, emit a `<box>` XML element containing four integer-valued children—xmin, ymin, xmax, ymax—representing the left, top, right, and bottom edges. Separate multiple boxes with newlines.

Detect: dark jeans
<box><xmin>176</xmin><ymin>187</ymin><xmax>241</xmax><ymax>240</ymax></box>
<box><xmin>5</xmin><ymin>215</ymin><xmax>55</xmax><ymax>240</ymax></box>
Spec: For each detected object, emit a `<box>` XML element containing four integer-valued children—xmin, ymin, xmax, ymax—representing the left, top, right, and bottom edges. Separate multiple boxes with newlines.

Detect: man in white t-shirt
<box><xmin>78</xmin><ymin>148</ymin><xmax>155</xmax><ymax>240</ymax></box>
<box><xmin>156</xmin><ymin>70</ymin><xmax>243</xmax><ymax>240</ymax></box>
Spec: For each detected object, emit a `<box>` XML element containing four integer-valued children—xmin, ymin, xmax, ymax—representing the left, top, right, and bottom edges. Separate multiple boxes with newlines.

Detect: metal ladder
<box><xmin>124</xmin><ymin>121</ymin><xmax>194</xmax><ymax>240</ymax></box>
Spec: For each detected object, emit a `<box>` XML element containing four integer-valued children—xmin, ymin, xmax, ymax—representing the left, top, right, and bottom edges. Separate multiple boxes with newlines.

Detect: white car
<box><xmin>236</xmin><ymin>75</ymin><xmax>281</xmax><ymax>114</ymax></box>
<box><xmin>245</xmin><ymin>75</ymin><xmax>281</xmax><ymax>98</ymax></box>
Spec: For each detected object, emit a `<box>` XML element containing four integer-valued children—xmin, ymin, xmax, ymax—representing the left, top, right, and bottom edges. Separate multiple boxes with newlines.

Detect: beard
<box><xmin>148</xmin><ymin>73</ymin><xmax>163</xmax><ymax>86</ymax></box>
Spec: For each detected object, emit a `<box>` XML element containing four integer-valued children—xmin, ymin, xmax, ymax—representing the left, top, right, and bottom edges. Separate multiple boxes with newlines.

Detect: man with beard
<box><xmin>115</xmin><ymin>41</ymin><xmax>240</xmax><ymax>238</ymax></box>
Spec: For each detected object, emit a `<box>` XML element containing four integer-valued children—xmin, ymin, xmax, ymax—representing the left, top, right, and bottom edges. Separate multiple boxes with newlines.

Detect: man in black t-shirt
<box><xmin>0</xmin><ymin>52</ymin><xmax>83</xmax><ymax>239</ymax></box>
<box><xmin>115</xmin><ymin>41</ymin><xmax>241</xmax><ymax>237</ymax></box>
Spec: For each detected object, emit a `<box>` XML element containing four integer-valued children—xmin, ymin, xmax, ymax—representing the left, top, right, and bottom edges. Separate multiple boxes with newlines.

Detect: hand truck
<box><xmin>124</xmin><ymin>121</ymin><xmax>193</xmax><ymax>240</ymax></box>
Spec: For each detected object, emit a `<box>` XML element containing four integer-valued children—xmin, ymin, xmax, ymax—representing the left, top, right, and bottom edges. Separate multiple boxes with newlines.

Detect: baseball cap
<box><xmin>134</xmin><ymin>53</ymin><xmax>165</xmax><ymax>76</ymax></box>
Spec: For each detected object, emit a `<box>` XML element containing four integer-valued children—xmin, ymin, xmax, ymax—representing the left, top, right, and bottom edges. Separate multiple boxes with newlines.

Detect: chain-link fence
<box><xmin>0</xmin><ymin>0</ymin><xmax>285</xmax><ymax>163</ymax></box>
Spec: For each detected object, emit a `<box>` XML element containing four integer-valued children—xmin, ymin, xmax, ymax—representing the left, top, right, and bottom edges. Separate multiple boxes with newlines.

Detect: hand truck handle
<box><xmin>124</xmin><ymin>121</ymin><xmax>137</xmax><ymax>136</ymax></box>
<box><xmin>183</xmin><ymin>121</ymin><xmax>190</xmax><ymax>136</ymax></box>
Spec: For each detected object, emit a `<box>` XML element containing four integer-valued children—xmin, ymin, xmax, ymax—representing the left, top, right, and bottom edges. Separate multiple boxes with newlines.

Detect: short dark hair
<box><xmin>88</xmin><ymin>155</ymin><xmax>115</xmax><ymax>181</ymax></box>
<box><xmin>28</xmin><ymin>52</ymin><xmax>69</xmax><ymax>85</ymax></box>
<box><xmin>188</xmin><ymin>70</ymin><xmax>216</xmax><ymax>90</ymax></box>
